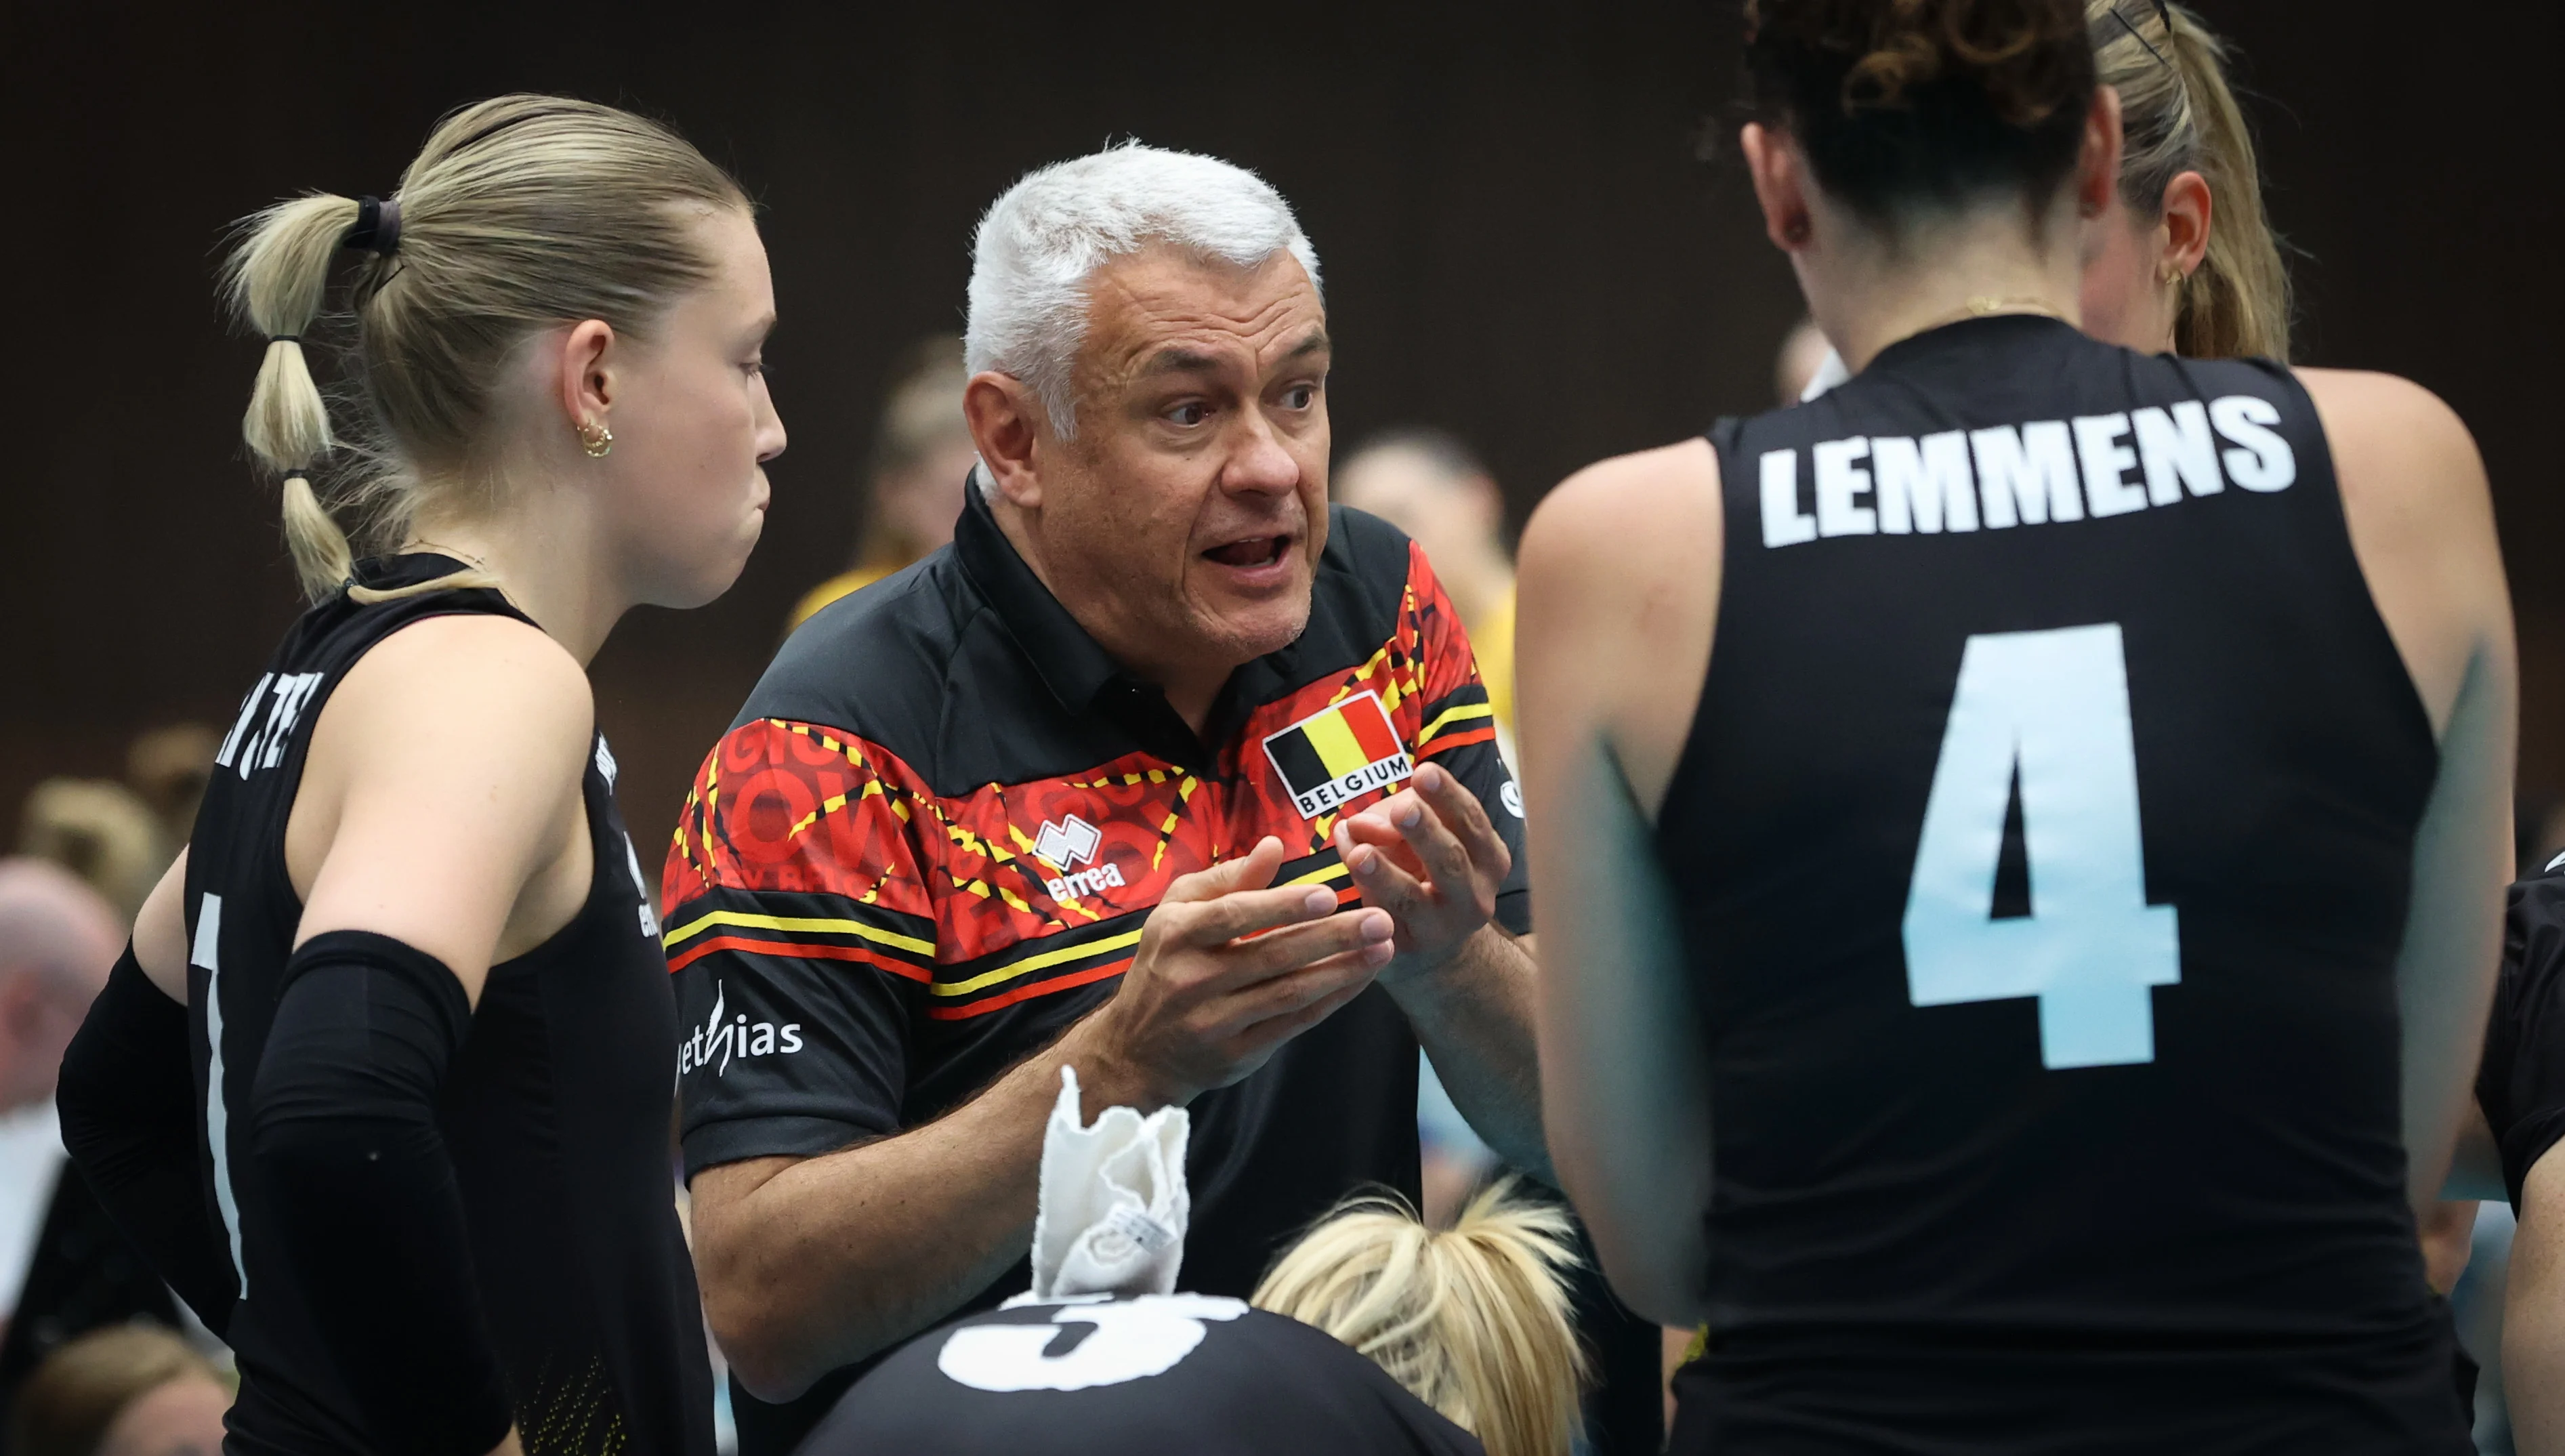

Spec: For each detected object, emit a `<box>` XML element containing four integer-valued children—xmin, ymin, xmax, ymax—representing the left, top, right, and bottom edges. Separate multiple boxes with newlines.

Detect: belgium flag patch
<box><xmin>1261</xmin><ymin>690</ymin><xmax>1414</xmax><ymax>818</ymax></box>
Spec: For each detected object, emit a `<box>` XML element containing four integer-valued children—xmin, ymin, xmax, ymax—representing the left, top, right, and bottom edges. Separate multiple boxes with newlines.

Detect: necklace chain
<box><xmin>1959</xmin><ymin>295</ymin><xmax>2069</xmax><ymax>323</ymax></box>
<box><xmin>409</xmin><ymin>539</ymin><xmax>495</xmax><ymax>575</ymax></box>
<box><xmin>1894</xmin><ymin>293</ymin><xmax>2072</xmax><ymax>344</ymax></box>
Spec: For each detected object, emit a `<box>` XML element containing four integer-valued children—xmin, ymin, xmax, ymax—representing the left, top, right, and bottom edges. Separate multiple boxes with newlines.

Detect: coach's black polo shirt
<box><xmin>661</xmin><ymin>486</ymin><xmax>1527</xmax><ymax>1452</ymax></box>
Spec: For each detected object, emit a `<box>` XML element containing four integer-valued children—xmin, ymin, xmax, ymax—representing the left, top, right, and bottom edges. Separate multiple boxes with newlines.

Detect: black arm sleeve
<box><xmin>247</xmin><ymin>930</ymin><xmax>514</xmax><ymax>1456</ymax></box>
<box><xmin>56</xmin><ymin>945</ymin><xmax>236</xmax><ymax>1335</ymax></box>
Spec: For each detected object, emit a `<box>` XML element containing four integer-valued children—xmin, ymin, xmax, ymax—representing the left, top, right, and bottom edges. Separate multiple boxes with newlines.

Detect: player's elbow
<box><xmin>1561</xmin><ymin>1160</ymin><xmax>1711</xmax><ymax>1327</ymax></box>
<box><xmin>1590</xmin><ymin>1224</ymin><xmax>1711</xmax><ymax>1329</ymax></box>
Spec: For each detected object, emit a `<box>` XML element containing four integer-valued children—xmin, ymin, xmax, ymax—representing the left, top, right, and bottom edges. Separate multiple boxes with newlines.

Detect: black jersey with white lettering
<box><xmin>1659</xmin><ymin>316</ymin><xmax>2464</xmax><ymax>1451</ymax></box>
<box><xmin>802</xmin><ymin>1297</ymin><xmax>1483</xmax><ymax>1456</ymax></box>
<box><xmin>184</xmin><ymin>554</ymin><xmax>713</xmax><ymax>1456</ymax></box>
<box><xmin>2480</xmin><ymin>852</ymin><xmax>2565</xmax><ymax>1209</ymax></box>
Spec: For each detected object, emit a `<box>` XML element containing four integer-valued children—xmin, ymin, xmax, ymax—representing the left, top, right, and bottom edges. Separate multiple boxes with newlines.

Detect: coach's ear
<box><xmin>965</xmin><ymin>371</ymin><xmax>1048</xmax><ymax>510</ymax></box>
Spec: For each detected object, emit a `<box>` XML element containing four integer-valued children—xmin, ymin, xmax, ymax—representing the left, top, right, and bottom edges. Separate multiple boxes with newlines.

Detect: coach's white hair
<box><xmin>964</xmin><ymin>142</ymin><xmax>1322</xmax><ymax>442</ymax></box>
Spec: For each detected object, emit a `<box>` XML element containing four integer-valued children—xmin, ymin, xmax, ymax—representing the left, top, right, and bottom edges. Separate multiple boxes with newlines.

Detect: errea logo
<box><xmin>1036</xmin><ymin>814</ymin><xmax>1101</xmax><ymax>868</ymax></box>
<box><xmin>1035</xmin><ymin>814</ymin><xmax>1125</xmax><ymax>902</ymax></box>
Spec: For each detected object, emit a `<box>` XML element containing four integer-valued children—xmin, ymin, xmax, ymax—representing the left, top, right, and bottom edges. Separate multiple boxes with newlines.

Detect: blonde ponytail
<box><xmin>228</xmin><ymin>193</ymin><xmax>363</xmax><ymax>598</ymax></box>
<box><xmin>1253</xmin><ymin>1181</ymin><xmax>1589</xmax><ymax>1456</ymax></box>
<box><xmin>219</xmin><ymin>96</ymin><xmax>747</xmax><ymax>604</ymax></box>
<box><xmin>2163</xmin><ymin>10</ymin><xmax>2290</xmax><ymax>360</ymax></box>
<box><xmin>2089</xmin><ymin>1</ymin><xmax>2291</xmax><ymax>360</ymax></box>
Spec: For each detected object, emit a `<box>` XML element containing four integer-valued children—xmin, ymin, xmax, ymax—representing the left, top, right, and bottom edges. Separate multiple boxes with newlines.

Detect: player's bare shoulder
<box><xmin>308</xmin><ymin>612</ymin><xmax>598</xmax><ymax>840</ymax></box>
<box><xmin>1518</xmin><ymin>438</ymin><xmax>1724</xmax><ymax>813</ymax></box>
<box><xmin>1521</xmin><ymin>438</ymin><xmax>1724</xmax><ymax>640</ymax></box>
<box><xmin>339</xmin><ymin>613</ymin><xmax>594</xmax><ymax>755</ymax></box>
<box><xmin>2296</xmin><ymin>367</ymin><xmax>2508</xmax><ymax>734</ymax></box>
<box><xmin>1524</xmin><ymin>439</ymin><xmax>1722</xmax><ymax>576</ymax></box>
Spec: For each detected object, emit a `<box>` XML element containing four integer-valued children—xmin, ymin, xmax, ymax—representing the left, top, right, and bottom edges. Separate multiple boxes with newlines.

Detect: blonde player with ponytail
<box><xmin>2077</xmin><ymin>0</ymin><xmax>2292</xmax><ymax>360</ymax></box>
<box><xmin>58</xmin><ymin>95</ymin><xmax>783</xmax><ymax>1456</ymax></box>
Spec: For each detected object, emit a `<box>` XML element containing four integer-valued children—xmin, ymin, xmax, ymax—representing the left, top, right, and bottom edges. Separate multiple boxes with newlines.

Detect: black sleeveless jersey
<box><xmin>1660</xmin><ymin>317</ymin><xmax>2465</xmax><ymax>1452</ymax></box>
<box><xmin>802</xmin><ymin>1297</ymin><xmax>1482</xmax><ymax>1456</ymax></box>
<box><xmin>183</xmin><ymin>554</ymin><xmax>714</xmax><ymax>1456</ymax></box>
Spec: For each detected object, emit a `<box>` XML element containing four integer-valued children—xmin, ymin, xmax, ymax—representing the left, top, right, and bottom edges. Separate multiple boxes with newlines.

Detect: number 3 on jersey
<box><xmin>1902</xmin><ymin>623</ymin><xmax>2179</xmax><ymax>1069</ymax></box>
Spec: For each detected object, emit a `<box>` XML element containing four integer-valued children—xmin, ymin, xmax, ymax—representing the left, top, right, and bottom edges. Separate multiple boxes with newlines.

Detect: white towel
<box><xmin>1022</xmin><ymin>1066</ymin><xmax>1190</xmax><ymax>1302</ymax></box>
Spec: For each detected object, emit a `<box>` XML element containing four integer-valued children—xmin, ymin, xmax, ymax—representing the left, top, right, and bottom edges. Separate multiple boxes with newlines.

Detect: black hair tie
<box><xmin>343</xmin><ymin>194</ymin><xmax>402</xmax><ymax>257</ymax></box>
<box><xmin>2106</xmin><ymin>3</ymin><xmax>2175</xmax><ymax>71</ymax></box>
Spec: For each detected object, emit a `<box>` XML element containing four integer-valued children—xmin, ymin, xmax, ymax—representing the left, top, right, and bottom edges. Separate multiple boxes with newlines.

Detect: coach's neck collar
<box><xmin>953</xmin><ymin>479</ymin><xmax>1132</xmax><ymax>715</ymax></box>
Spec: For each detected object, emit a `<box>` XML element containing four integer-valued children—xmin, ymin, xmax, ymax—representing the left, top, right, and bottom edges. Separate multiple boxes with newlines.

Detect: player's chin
<box><xmin>648</xmin><ymin>517</ymin><xmax>765</xmax><ymax>610</ymax></box>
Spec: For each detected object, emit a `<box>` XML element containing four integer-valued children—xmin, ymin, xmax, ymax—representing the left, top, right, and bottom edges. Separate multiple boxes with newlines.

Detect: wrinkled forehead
<box><xmin>1076</xmin><ymin>243</ymin><xmax>1328</xmax><ymax>388</ymax></box>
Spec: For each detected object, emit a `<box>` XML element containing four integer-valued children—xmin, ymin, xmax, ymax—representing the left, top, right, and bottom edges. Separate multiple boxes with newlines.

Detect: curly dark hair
<box><xmin>1745</xmin><ymin>0</ymin><xmax>2095</xmax><ymax>224</ymax></box>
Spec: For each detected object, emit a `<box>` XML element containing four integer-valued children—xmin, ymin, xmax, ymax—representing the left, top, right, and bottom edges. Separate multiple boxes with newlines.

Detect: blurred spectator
<box><xmin>1335</xmin><ymin>429</ymin><xmax>1518</xmax><ymax>740</ymax></box>
<box><xmin>7</xmin><ymin>1326</ymin><xmax>227</xmax><ymax>1456</ymax></box>
<box><xmin>787</xmin><ymin>336</ymin><xmax>978</xmax><ymax>630</ymax></box>
<box><xmin>16</xmin><ymin>785</ymin><xmax>163</xmax><ymax>926</ymax></box>
<box><xmin>0</xmin><ymin>1173</ymin><xmax>188</xmax><ymax>1430</ymax></box>
<box><xmin>0</xmin><ymin>860</ymin><xmax>121</xmax><ymax>1328</ymax></box>
<box><xmin>1773</xmin><ymin>317</ymin><xmax>1834</xmax><ymax>404</ymax></box>
<box><xmin>122</xmin><ymin>727</ymin><xmax>219</xmax><ymax>852</ymax></box>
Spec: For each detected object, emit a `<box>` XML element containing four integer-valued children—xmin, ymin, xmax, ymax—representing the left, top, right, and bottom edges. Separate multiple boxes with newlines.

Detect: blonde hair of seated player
<box><xmin>1255</xmin><ymin>1180</ymin><xmax>1589</xmax><ymax>1456</ymax></box>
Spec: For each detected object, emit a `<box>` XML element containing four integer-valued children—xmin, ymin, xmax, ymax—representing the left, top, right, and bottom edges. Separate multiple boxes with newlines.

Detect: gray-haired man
<box><xmin>668</xmin><ymin>144</ymin><xmax>1545</xmax><ymax>1448</ymax></box>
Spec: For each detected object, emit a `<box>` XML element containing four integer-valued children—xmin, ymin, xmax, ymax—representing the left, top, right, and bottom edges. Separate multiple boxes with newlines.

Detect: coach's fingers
<box><xmin>1383</xmin><ymin>785</ymin><xmax>1476</xmax><ymax>898</ymax></box>
<box><xmin>1167</xmin><ymin>879</ymin><xmax>1343</xmax><ymax>949</ymax></box>
<box><xmin>1337</xmin><ymin>810</ymin><xmax>1426</xmax><ymax>877</ymax></box>
<box><xmin>1227</xmin><ymin>944</ymin><xmax>1386</xmax><ymax>1039</ymax></box>
<box><xmin>1160</xmin><ymin>836</ymin><xmax>1287</xmax><ymax>907</ymax></box>
<box><xmin>1413</xmin><ymin>762</ymin><xmax>1506</xmax><ymax>867</ymax></box>
<box><xmin>1211</xmin><ymin>905</ymin><xmax>1394</xmax><ymax>984</ymax></box>
<box><xmin>1337</xmin><ymin>823</ymin><xmax>1436</xmax><ymax>914</ymax></box>
<box><xmin>1231</xmin><ymin>972</ymin><xmax>1379</xmax><ymax>1058</ymax></box>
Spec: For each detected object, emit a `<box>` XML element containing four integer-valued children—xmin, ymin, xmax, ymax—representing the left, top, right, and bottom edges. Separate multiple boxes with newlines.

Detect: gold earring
<box><xmin>2161</xmin><ymin>262</ymin><xmax>2187</xmax><ymax>286</ymax></box>
<box><xmin>579</xmin><ymin>420</ymin><xmax>614</xmax><ymax>459</ymax></box>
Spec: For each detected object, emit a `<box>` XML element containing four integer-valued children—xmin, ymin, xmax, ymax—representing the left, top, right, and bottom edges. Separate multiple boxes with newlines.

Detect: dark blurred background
<box><xmin>3</xmin><ymin>0</ymin><xmax>2557</xmax><ymax>879</ymax></box>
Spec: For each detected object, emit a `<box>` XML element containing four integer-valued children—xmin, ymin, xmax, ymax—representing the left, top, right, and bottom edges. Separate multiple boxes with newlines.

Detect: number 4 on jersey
<box><xmin>1902</xmin><ymin>623</ymin><xmax>2179</xmax><ymax>1069</ymax></box>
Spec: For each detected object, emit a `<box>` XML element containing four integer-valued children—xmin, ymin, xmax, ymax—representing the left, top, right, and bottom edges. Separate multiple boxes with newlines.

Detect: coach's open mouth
<box><xmin>1202</xmin><ymin>535</ymin><xmax>1291</xmax><ymax>570</ymax></box>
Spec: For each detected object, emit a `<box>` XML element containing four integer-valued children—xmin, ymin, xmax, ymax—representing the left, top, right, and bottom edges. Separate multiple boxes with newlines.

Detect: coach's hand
<box><xmin>1333</xmin><ymin>762</ymin><xmax>1509</xmax><ymax>977</ymax></box>
<box><xmin>1072</xmin><ymin>836</ymin><xmax>1393</xmax><ymax>1108</ymax></box>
